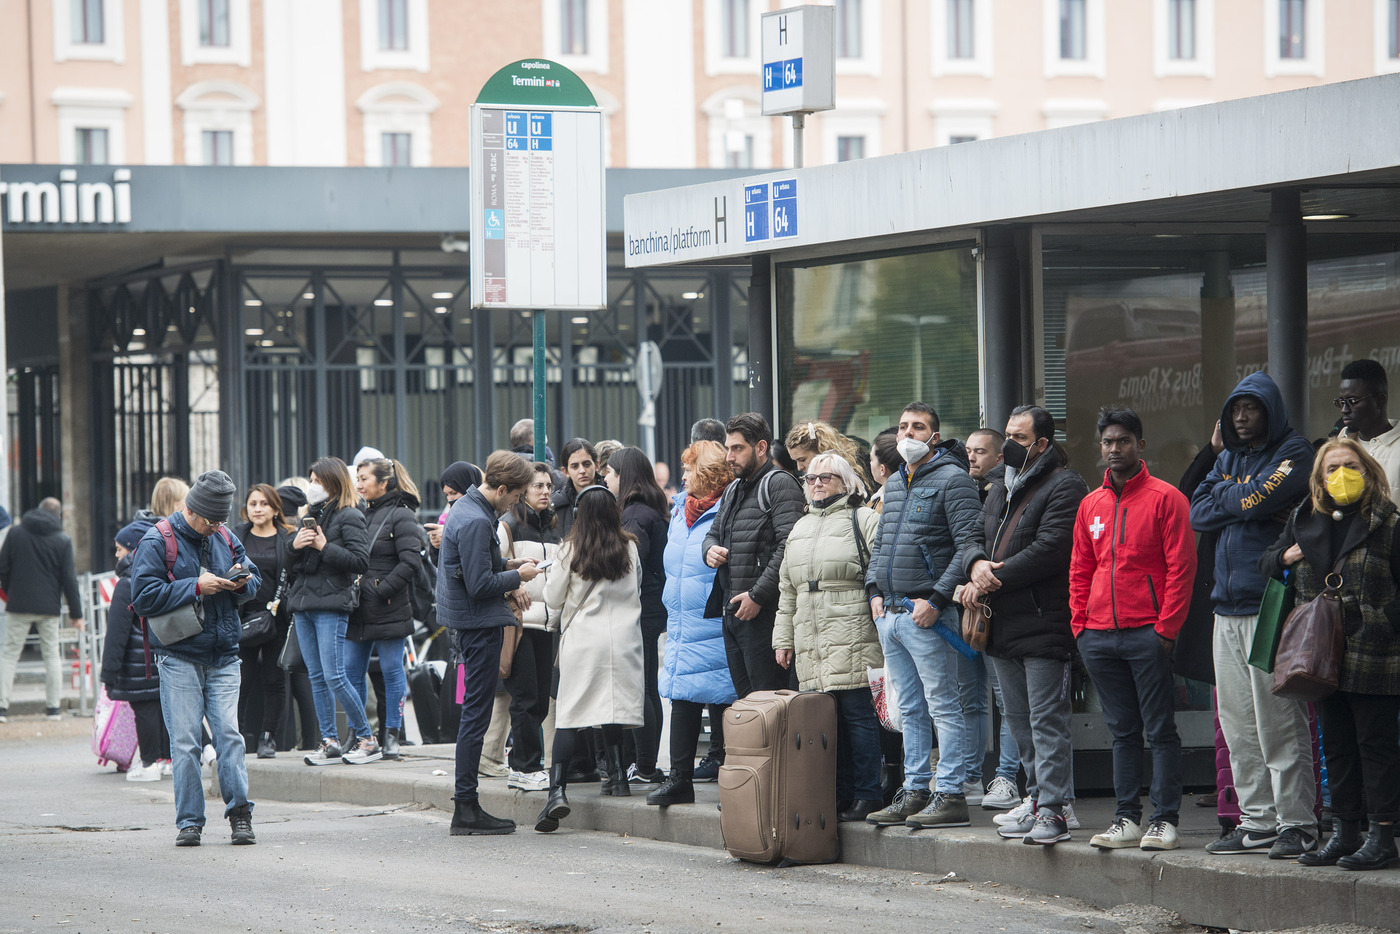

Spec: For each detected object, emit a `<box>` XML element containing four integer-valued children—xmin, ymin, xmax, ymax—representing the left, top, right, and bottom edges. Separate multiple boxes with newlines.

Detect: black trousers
<box><xmin>504</xmin><ymin>627</ymin><xmax>553</xmax><ymax>773</ymax></box>
<box><xmin>1317</xmin><ymin>691</ymin><xmax>1400</xmax><ymax>822</ymax></box>
<box><xmin>453</xmin><ymin>626</ymin><xmax>504</xmax><ymax>803</ymax></box>
<box><xmin>630</xmin><ymin>622</ymin><xmax>664</xmax><ymax>771</ymax></box>
<box><xmin>554</xmin><ymin>723</ymin><xmax>624</xmax><ymax>772</ymax></box>
<box><xmin>669</xmin><ymin>699</ymin><xmax>729</xmax><ymax>767</ymax></box>
<box><xmin>238</xmin><ymin>635</ymin><xmax>286</xmax><ymax>738</ymax></box>
<box><xmin>130</xmin><ymin>697</ymin><xmax>169</xmax><ymax>766</ymax></box>
<box><xmin>722</xmin><ymin>608</ymin><xmax>787</xmax><ymax>697</ymax></box>
<box><xmin>287</xmin><ymin>669</ymin><xmax>318</xmax><ymax>750</ymax></box>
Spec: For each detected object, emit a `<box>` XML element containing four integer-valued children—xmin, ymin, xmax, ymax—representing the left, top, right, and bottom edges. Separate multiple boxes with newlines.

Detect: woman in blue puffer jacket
<box><xmin>648</xmin><ymin>441</ymin><xmax>737</xmax><ymax>807</ymax></box>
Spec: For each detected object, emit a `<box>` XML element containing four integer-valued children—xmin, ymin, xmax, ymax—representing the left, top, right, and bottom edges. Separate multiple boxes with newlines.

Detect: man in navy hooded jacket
<box><xmin>1190</xmin><ymin>372</ymin><xmax>1317</xmax><ymax>859</ymax></box>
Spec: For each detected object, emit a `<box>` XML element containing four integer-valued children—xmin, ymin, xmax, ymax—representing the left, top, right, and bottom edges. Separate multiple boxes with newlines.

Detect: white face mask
<box><xmin>306</xmin><ymin>482</ymin><xmax>328</xmax><ymax>506</ymax></box>
<box><xmin>897</xmin><ymin>437</ymin><xmax>931</xmax><ymax>465</ymax></box>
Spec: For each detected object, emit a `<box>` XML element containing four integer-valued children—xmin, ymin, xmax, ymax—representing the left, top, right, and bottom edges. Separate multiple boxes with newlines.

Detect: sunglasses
<box><xmin>803</xmin><ymin>473</ymin><xmax>839</xmax><ymax>486</ymax></box>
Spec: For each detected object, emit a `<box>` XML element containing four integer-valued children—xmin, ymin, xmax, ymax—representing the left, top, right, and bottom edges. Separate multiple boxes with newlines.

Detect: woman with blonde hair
<box><xmin>774</xmin><ymin>451</ymin><xmax>885</xmax><ymax>821</ymax></box>
<box><xmin>141</xmin><ymin>476</ymin><xmax>190</xmax><ymax>521</ymax></box>
<box><xmin>1261</xmin><ymin>437</ymin><xmax>1400</xmax><ymax>870</ymax></box>
<box><xmin>785</xmin><ymin>419</ymin><xmax>872</xmax><ymax>489</ymax></box>
<box><xmin>647</xmin><ymin>440</ymin><xmax>737</xmax><ymax>807</ymax></box>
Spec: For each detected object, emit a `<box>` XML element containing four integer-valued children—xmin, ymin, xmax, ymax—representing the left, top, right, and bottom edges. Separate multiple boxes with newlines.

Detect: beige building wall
<box><xmin>1</xmin><ymin>0</ymin><xmax>1396</xmax><ymax>170</ymax></box>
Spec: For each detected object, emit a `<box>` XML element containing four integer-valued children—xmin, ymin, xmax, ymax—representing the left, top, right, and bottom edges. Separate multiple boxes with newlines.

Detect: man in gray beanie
<box><xmin>132</xmin><ymin>469</ymin><xmax>262</xmax><ymax>847</ymax></box>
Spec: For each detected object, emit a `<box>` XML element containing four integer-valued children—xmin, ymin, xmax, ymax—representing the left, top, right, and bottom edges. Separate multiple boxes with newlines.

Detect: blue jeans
<box><xmin>833</xmin><ymin>687</ymin><xmax>883</xmax><ymax>802</ymax></box>
<box><xmin>1077</xmin><ymin>625</ymin><xmax>1183</xmax><ymax>824</ymax></box>
<box><xmin>294</xmin><ymin>611</ymin><xmax>372</xmax><ymax>742</ymax></box>
<box><xmin>875</xmin><ymin>609</ymin><xmax>972</xmax><ymax>794</ymax></box>
<box><xmin>343</xmin><ymin>637</ymin><xmax>407</xmax><ymax>730</ymax></box>
<box><xmin>987</xmin><ymin>663</ymin><xmax>1022</xmax><ymax>783</ymax></box>
<box><xmin>157</xmin><ymin>653</ymin><xmax>249</xmax><ymax>829</ymax></box>
<box><xmin>957</xmin><ymin>650</ymin><xmax>990</xmax><ymax>786</ymax></box>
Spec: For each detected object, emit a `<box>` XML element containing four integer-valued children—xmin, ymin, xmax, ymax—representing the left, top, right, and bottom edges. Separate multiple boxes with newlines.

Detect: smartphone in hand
<box><xmin>226</xmin><ymin>566</ymin><xmax>252</xmax><ymax>583</ymax></box>
<box><xmin>300</xmin><ymin>516</ymin><xmax>317</xmax><ymax>531</ymax></box>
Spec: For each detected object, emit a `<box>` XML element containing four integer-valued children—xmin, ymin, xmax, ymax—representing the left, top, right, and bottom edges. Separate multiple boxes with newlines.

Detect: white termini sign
<box><xmin>760</xmin><ymin>5</ymin><xmax>834</xmax><ymax>117</ymax></box>
<box><xmin>469</xmin><ymin>105</ymin><xmax>606</xmax><ymax>310</ymax></box>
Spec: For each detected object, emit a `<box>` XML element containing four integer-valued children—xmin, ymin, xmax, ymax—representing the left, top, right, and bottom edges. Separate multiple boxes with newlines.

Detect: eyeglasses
<box><xmin>194</xmin><ymin>514</ymin><xmax>223</xmax><ymax>529</ymax></box>
<box><xmin>804</xmin><ymin>473</ymin><xmax>839</xmax><ymax>486</ymax></box>
<box><xmin>1333</xmin><ymin>394</ymin><xmax>1377</xmax><ymax>409</ymax></box>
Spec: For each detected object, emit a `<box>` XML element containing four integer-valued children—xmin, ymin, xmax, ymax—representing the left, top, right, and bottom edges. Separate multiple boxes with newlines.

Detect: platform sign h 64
<box><xmin>760</xmin><ymin>5</ymin><xmax>834</xmax><ymax>117</ymax></box>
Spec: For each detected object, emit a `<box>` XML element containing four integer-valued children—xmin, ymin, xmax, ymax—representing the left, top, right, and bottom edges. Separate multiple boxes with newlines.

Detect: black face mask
<box><xmin>1001</xmin><ymin>437</ymin><xmax>1041</xmax><ymax>471</ymax></box>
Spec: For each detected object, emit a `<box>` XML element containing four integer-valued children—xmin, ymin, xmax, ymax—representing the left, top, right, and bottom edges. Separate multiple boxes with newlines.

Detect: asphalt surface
<box><xmin>0</xmin><ymin>716</ymin><xmax>1390</xmax><ymax>934</ymax></box>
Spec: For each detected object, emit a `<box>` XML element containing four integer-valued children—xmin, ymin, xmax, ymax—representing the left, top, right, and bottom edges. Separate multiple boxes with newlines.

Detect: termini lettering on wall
<box><xmin>0</xmin><ymin>169</ymin><xmax>133</xmax><ymax>225</ymax></box>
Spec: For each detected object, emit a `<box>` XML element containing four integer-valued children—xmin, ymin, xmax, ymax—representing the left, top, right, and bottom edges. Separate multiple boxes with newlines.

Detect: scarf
<box><xmin>685</xmin><ymin>489</ymin><xmax>723</xmax><ymax>528</ymax></box>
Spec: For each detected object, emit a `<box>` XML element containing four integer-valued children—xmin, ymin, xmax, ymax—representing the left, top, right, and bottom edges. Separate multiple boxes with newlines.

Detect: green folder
<box><xmin>1249</xmin><ymin>573</ymin><xmax>1295</xmax><ymax>673</ymax></box>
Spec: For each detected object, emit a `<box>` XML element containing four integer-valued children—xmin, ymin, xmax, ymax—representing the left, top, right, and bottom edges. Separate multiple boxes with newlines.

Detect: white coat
<box><xmin>544</xmin><ymin>541</ymin><xmax>645</xmax><ymax>729</ymax></box>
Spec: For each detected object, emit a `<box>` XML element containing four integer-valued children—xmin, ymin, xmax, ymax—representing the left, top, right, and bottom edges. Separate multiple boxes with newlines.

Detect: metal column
<box><xmin>747</xmin><ymin>256</ymin><xmax>774</xmax><ymax>424</ymax></box>
<box><xmin>1266</xmin><ymin>190</ymin><xmax>1309</xmax><ymax>436</ymax></box>
<box><xmin>473</xmin><ymin>308</ymin><xmax>495</xmax><ymax>462</ymax></box>
<box><xmin>981</xmin><ymin>227</ymin><xmax>1022</xmax><ymax>429</ymax></box>
<box><xmin>712</xmin><ymin>270</ymin><xmax>733</xmax><ymax>421</ymax></box>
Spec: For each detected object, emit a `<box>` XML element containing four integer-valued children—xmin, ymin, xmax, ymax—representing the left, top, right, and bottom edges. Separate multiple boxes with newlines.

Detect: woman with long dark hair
<box><xmin>603</xmin><ymin>446</ymin><xmax>670</xmax><ymax>784</ymax></box>
<box><xmin>552</xmin><ymin>439</ymin><xmax>602</xmax><ymax>538</ymax></box>
<box><xmin>288</xmin><ymin>457</ymin><xmax>377</xmax><ymax>765</ymax></box>
<box><xmin>347</xmin><ymin>458</ymin><xmax>424</xmax><ymax>759</ymax></box>
<box><xmin>232</xmin><ymin>484</ymin><xmax>295</xmax><ymax>758</ymax></box>
<box><xmin>534</xmin><ymin>485</ymin><xmax>644</xmax><ymax>832</ymax></box>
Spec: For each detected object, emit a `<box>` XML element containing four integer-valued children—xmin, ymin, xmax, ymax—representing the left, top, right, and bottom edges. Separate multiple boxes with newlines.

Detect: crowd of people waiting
<box><xmin>101</xmin><ymin>360</ymin><xmax>1400</xmax><ymax>870</ymax></box>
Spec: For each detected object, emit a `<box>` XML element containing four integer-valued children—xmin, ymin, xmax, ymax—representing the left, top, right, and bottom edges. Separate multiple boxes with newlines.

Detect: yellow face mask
<box><xmin>1325</xmin><ymin>466</ymin><xmax>1365</xmax><ymax>506</ymax></box>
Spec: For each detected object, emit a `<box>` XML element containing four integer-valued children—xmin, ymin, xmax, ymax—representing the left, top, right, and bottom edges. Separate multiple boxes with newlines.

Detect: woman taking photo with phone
<box><xmin>534</xmin><ymin>485</ymin><xmax>644</xmax><ymax>832</ymax></box>
<box><xmin>232</xmin><ymin>484</ymin><xmax>295</xmax><ymax>758</ymax></box>
<box><xmin>347</xmin><ymin>458</ymin><xmax>424</xmax><ymax>759</ymax></box>
<box><xmin>287</xmin><ymin>457</ymin><xmax>377</xmax><ymax>765</ymax></box>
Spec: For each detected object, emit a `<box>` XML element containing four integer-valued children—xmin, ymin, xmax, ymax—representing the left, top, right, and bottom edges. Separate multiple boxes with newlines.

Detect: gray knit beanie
<box><xmin>184</xmin><ymin>469</ymin><xmax>237</xmax><ymax>523</ymax></box>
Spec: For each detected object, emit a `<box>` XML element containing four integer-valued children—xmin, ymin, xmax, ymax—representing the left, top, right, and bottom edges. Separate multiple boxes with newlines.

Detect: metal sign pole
<box><xmin>792</xmin><ymin>114</ymin><xmax>805</xmax><ymax>169</ymax></box>
<box><xmin>533</xmin><ymin>310</ymin><xmax>547</xmax><ymax>463</ymax></box>
<box><xmin>0</xmin><ymin>167</ymin><xmax>9</xmax><ymax>515</ymax></box>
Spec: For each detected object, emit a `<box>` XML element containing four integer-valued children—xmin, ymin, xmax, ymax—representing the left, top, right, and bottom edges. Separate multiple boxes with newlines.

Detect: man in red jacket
<box><xmin>1070</xmin><ymin>408</ymin><xmax>1196</xmax><ymax>853</ymax></box>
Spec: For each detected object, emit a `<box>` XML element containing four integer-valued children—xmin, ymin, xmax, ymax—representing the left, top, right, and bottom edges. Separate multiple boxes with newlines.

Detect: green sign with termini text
<box><xmin>475</xmin><ymin>59</ymin><xmax>597</xmax><ymax>107</ymax></box>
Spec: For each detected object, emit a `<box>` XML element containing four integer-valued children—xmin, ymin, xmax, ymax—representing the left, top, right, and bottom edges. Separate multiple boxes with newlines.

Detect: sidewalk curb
<box><xmin>247</xmin><ymin>749</ymin><xmax>1398</xmax><ymax>932</ymax></box>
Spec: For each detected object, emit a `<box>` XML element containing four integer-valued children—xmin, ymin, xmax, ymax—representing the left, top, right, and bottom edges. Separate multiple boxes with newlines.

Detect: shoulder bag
<box><xmin>1271</xmin><ymin>554</ymin><xmax>1347</xmax><ymax>702</ymax></box>
<box><xmin>550</xmin><ymin>575</ymin><xmax>601</xmax><ymax>699</ymax></box>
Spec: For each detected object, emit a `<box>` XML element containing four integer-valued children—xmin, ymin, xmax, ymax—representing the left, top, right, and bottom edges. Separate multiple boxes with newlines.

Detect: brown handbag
<box><xmin>1271</xmin><ymin>555</ymin><xmax>1347</xmax><ymax>702</ymax></box>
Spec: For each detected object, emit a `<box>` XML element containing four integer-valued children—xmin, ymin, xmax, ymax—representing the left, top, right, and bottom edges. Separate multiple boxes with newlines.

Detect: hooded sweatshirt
<box><xmin>1189</xmin><ymin>371</ymin><xmax>1314</xmax><ymax>616</ymax></box>
<box><xmin>0</xmin><ymin>507</ymin><xmax>83</xmax><ymax>618</ymax></box>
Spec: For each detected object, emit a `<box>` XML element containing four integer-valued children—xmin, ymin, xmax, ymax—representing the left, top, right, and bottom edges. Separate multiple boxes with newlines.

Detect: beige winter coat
<box><xmin>544</xmin><ymin>541</ymin><xmax>645</xmax><ymax>729</ymax></box>
<box><xmin>774</xmin><ymin>495</ymin><xmax>883</xmax><ymax>692</ymax></box>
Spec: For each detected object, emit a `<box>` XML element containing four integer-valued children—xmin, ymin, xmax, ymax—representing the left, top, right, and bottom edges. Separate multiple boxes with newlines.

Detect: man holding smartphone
<box><xmin>131</xmin><ymin>469</ymin><xmax>261</xmax><ymax>847</ymax></box>
<box><xmin>436</xmin><ymin>451</ymin><xmax>543</xmax><ymax>835</ymax></box>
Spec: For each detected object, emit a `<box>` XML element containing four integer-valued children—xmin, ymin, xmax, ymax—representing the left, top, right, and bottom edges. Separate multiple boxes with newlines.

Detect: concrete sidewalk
<box><xmin>246</xmin><ymin>746</ymin><xmax>1400</xmax><ymax>932</ymax></box>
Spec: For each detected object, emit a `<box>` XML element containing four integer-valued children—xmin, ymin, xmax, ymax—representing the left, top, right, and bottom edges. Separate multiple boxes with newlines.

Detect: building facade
<box><xmin>1</xmin><ymin>1</ymin><xmax>1396</xmax><ymax>172</ymax></box>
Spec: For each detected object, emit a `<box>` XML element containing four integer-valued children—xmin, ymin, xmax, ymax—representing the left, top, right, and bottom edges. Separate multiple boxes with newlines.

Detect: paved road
<box><xmin>0</xmin><ymin>718</ymin><xmax>1386</xmax><ymax>934</ymax></box>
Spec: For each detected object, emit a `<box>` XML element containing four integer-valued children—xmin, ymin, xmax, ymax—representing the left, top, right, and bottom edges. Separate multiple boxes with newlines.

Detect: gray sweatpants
<box><xmin>989</xmin><ymin>655</ymin><xmax>1074</xmax><ymax>813</ymax></box>
<box><xmin>1214</xmin><ymin>612</ymin><xmax>1318</xmax><ymax>834</ymax></box>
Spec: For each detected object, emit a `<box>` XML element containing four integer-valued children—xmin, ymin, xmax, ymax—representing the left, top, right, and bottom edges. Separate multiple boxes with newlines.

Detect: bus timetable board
<box><xmin>470</xmin><ymin>61</ymin><xmax>605</xmax><ymax>311</ymax></box>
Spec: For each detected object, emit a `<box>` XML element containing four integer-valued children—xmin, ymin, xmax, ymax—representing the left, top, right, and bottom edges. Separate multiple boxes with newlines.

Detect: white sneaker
<box><xmin>201</xmin><ymin>744</ymin><xmax>217</xmax><ymax>767</ymax></box>
<box><xmin>125</xmin><ymin>762</ymin><xmax>161</xmax><ymax>783</ymax></box>
<box><xmin>508</xmin><ymin>769</ymin><xmax>549</xmax><ymax>791</ymax></box>
<box><xmin>961</xmin><ymin>781</ymin><xmax>985</xmax><ymax>806</ymax></box>
<box><xmin>158</xmin><ymin>759</ymin><xmax>173</xmax><ymax>777</ymax></box>
<box><xmin>1140</xmin><ymin>819</ymin><xmax>1180</xmax><ymax>851</ymax></box>
<box><xmin>1090</xmin><ymin>817</ymin><xmax>1143</xmax><ymax>850</ymax></box>
<box><xmin>1064</xmin><ymin>802</ymin><xmax>1080</xmax><ymax>830</ymax></box>
<box><xmin>994</xmin><ymin>796</ymin><xmax>1036</xmax><ymax>826</ymax></box>
<box><xmin>981</xmin><ymin>776</ymin><xmax>1020</xmax><ymax>810</ymax></box>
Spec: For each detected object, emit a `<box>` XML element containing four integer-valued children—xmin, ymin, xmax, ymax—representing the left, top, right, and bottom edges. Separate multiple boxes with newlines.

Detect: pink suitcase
<box><xmin>92</xmin><ymin>686</ymin><xmax>138</xmax><ymax>772</ymax></box>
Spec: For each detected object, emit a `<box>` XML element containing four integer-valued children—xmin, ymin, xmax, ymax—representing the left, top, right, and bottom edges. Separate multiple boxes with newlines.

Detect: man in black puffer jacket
<box><xmin>960</xmin><ymin>405</ymin><xmax>1088</xmax><ymax>845</ymax></box>
<box><xmin>0</xmin><ymin>498</ymin><xmax>85</xmax><ymax>720</ymax></box>
<box><xmin>703</xmin><ymin>413</ymin><xmax>806</xmax><ymax>697</ymax></box>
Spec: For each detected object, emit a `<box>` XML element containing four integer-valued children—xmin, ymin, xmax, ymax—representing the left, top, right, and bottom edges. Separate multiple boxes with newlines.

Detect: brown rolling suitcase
<box><xmin>718</xmin><ymin>690</ymin><xmax>839</xmax><ymax>866</ymax></box>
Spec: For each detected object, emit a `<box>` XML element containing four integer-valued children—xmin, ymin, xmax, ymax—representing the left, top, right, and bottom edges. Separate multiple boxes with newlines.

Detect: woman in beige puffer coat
<box><xmin>774</xmin><ymin>451</ymin><xmax>885</xmax><ymax>821</ymax></box>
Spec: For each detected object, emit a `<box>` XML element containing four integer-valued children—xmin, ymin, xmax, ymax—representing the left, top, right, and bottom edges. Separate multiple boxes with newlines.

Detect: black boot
<box><xmin>647</xmin><ymin>767</ymin><xmax>695</xmax><ymax>806</ymax></box>
<box><xmin>1300</xmin><ymin>818</ymin><xmax>1363</xmax><ymax>866</ymax></box>
<box><xmin>449</xmin><ymin>799</ymin><xmax>516</xmax><ymax>836</ymax></box>
<box><xmin>601</xmin><ymin>744</ymin><xmax>631</xmax><ymax>797</ymax></box>
<box><xmin>535</xmin><ymin>763</ymin><xmax>572</xmax><ymax>832</ymax></box>
<box><xmin>840</xmin><ymin>798</ymin><xmax>884</xmax><ymax>822</ymax></box>
<box><xmin>1338</xmin><ymin>821</ymin><xmax>1399</xmax><ymax>871</ymax></box>
<box><xmin>256</xmin><ymin>732</ymin><xmax>276</xmax><ymax>759</ymax></box>
<box><xmin>228</xmin><ymin>805</ymin><xmax>256</xmax><ymax>845</ymax></box>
